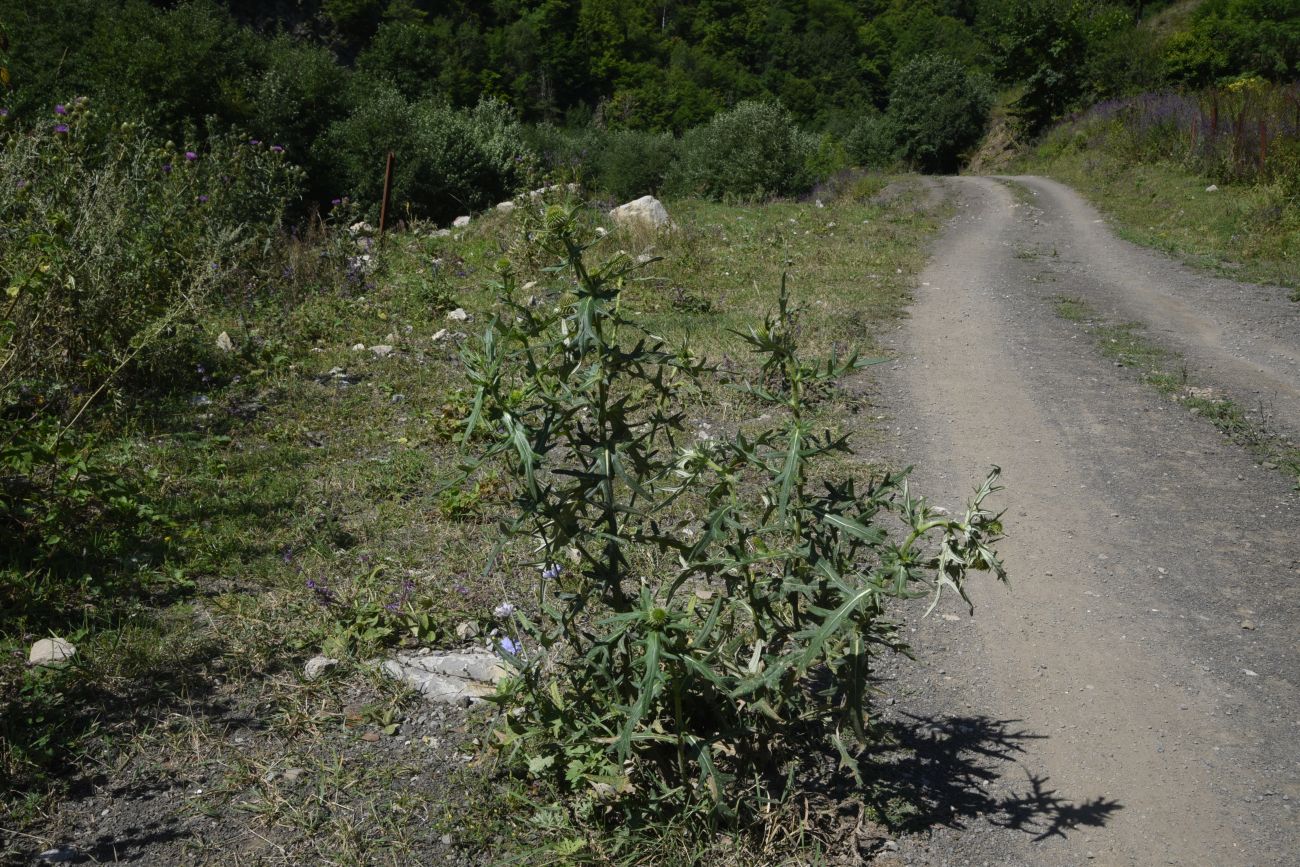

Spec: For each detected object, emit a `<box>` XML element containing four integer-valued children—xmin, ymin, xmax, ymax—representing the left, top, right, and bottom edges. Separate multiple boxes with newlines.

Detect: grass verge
<box><xmin>1</xmin><ymin>175</ymin><xmax>949</xmax><ymax>864</ymax></box>
<box><xmin>1021</xmin><ymin>149</ymin><xmax>1300</xmax><ymax>298</ymax></box>
<box><xmin>1055</xmin><ymin>295</ymin><xmax>1300</xmax><ymax>485</ymax></box>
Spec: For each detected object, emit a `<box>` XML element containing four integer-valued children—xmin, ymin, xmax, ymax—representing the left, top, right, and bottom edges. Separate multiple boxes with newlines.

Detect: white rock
<box><xmin>453</xmin><ymin>215</ymin><xmax>471</xmax><ymax>228</ymax></box>
<box><xmin>37</xmin><ymin>847</ymin><xmax>78</xmax><ymax>863</ymax></box>
<box><xmin>431</xmin><ymin>328</ymin><xmax>449</xmax><ymax>342</ymax></box>
<box><xmin>446</xmin><ymin>308</ymin><xmax>469</xmax><ymax>322</ymax></box>
<box><xmin>370</xmin><ymin>344</ymin><xmax>393</xmax><ymax>358</ymax></box>
<box><xmin>349</xmin><ymin>221</ymin><xmax>375</xmax><ymax>236</ymax></box>
<box><xmin>382</xmin><ymin>651</ymin><xmax>508</xmax><ymax>705</ymax></box>
<box><xmin>496</xmin><ymin>201</ymin><xmax>516</xmax><ymax>214</ymax></box>
<box><xmin>432</xmin><ymin>228</ymin><xmax>452</xmax><ymax>238</ymax></box>
<box><xmin>351</xmin><ymin>343</ymin><xmax>365</xmax><ymax>351</ymax></box>
<box><xmin>215</xmin><ymin>331</ymin><xmax>234</xmax><ymax>352</ymax></box>
<box><xmin>608</xmin><ymin>195</ymin><xmax>671</xmax><ymax>230</ymax></box>
<box><xmin>30</xmin><ymin>637</ymin><xmax>76</xmax><ymax>667</ymax></box>
<box><xmin>455</xmin><ymin>621</ymin><xmax>480</xmax><ymax>640</ymax></box>
<box><xmin>303</xmin><ymin>655</ymin><xmax>339</xmax><ymax>681</ymax></box>
<box><xmin>1205</xmin><ymin>184</ymin><xmax>1219</xmax><ymax>192</ymax></box>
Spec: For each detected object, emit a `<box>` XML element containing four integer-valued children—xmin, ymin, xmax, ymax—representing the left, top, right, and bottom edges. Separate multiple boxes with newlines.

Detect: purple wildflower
<box><xmin>499</xmin><ymin>637</ymin><xmax>521</xmax><ymax>656</ymax></box>
<box><xmin>54</xmin><ymin>104</ymin><xmax>67</xmax><ymax>116</ymax></box>
<box><xmin>0</xmin><ymin>108</ymin><xmax>9</xmax><ymax>118</ymax></box>
<box><xmin>197</xmin><ymin>194</ymin><xmax>209</xmax><ymax>203</ymax></box>
<box><xmin>249</xmin><ymin>138</ymin><xmax>261</xmax><ymax>145</ymax></box>
<box><xmin>331</xmin><ymin>198</ymin><xmax>342</xmax><ymax>206</ymax></box>
<box><xmin>306</xmin><ymin>577</ymin><xmax>335</xmax><ymax>606</ymax></box>
<box><xmin>270</xmin><ymin>144</ymin><xmax>284</xmax><ymax>154</ymax></box>
<box><xmin>541</xmin><ymin>563</ymin><xmax>562</xmax><ymax>581</ymax></box>
<box><xmin>16</xmin><ymin>179</ymin><xmax>27</xmax><ymax>190</ymax></box>
<box><xmin>185</xmin><ymin>151</ymin><xmax>198</xmax><ymax>162</ymax></box>
<box><xmin>53</xmin><ymin>123</ymin><xmax>69</xmax><ymax>134</ymax></box>
<box><xmin>493</xmin><ymin>602</ymin><xmax>516</xmax><ymax>619</ymax></box>
<box><xmin>162</xmin><ymin>163</ymin><xmax>172</xmax><ymax>174</ymax></box>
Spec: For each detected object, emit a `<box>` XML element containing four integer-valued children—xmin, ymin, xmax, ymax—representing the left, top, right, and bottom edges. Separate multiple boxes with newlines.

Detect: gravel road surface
<box><xmin>877</xmin><ymin>176</ymin><xmax>1299</xmax><ymax>866</ymax></box>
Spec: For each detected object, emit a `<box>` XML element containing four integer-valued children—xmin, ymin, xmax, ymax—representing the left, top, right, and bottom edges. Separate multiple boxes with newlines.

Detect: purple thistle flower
<box><xmin>249</xmin><ymin>138</ymin><xmax>261</xmax><ymax>145</ymax></box>
<box><xmin>0</xmin><ymin>108</ymin><xmax>9</xmax><ymax>118</ymax></box>
<box><xmin>306</xmin><ymin>577</ymin><xmax>335</xmax><ymax>606</ymax></box>
<box><xmin>162</xmin><ymin>163</ymin><xmax>172</xmax><ymax>174</ymax></box>
<box><xmin>53</xmin><ymin>123</ymin><xmax>69</xmax><ymax>134</ymax></box>
<box><xmin>185</xmin><ymin>151</ymin><xmax>198</xmax><ymax>161</ymax></box>
<box><xmin>54</xmin><ymin>104</ymin><xmax>67</xmax><ymax>116</ymax></box>
<box><xmin>270</xmin><ymin>144</ymin><xmax>284</xmax><ymax>154</ymax></box>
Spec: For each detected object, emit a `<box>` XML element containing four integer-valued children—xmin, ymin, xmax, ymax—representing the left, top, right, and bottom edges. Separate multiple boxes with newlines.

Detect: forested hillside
<box><xmin>2</xmin><ymin>0</ymin><xmax>1297</xmax><ymax>218</ymax></box>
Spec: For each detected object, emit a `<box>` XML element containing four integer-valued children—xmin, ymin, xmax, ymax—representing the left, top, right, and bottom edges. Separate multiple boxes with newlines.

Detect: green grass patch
<box><xmin>1054</xmin><ymin>295</ymin><xmax>1300</xmax><ymax>483</ymax></box>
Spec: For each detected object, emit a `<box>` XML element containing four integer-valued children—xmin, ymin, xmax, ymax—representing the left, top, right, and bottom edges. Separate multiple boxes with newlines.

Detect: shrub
<box><xmin>463</xmin><ymin>206</ymin><xmax>1007</xmax><ymax>838</ymax></box>
<box><xmin>669</xmin><ymin>101</ymin><xmax>815</xmax><ymax>200</ymax></box>
<box><xmin>250</xmin><ymin>35</ymin><xmax>351</xmax><ymax>203</ymax></box>
<box><xmin>595</xmin><ymin>128</ymin><xmax>679</xmax><ymax>200</ymax></box>
<box><xmin>0</xmin><ymin>99</ymin><xmax>303</xmax><ymax>394</ymax></box>
<box><xmin>887</xmin><ymin>54</ymin><xmax>992</xmax><ymax>173</ymax></box>
<box><xmin>317</xmin><ymin>86</ymin><xmax>534</xmax><ymax>224</ymax></box>
<box><xmin>845</xmin><ymin>114</ymin><xmax>899</xmax><ymax>168</ymax></box>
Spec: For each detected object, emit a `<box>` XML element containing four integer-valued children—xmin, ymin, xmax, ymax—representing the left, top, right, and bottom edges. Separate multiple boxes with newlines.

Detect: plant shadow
<box><xmin>855</xmin><ymin>712</ymin><xmax>1122</xmax><ymax>843</ymax></box>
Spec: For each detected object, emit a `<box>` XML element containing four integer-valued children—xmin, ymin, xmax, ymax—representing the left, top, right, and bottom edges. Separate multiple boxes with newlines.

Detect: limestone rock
<box><xmin>382</xmin><ymin>651</ymin><xmax>507</xmax><ymax>705</ymax></box>
<box><xmin>30</xmin><ymin>637</ymin><xmax>76</xmax><ymax>667</ymax></box>
<box><xmin>215</xmin><ymin>331</ymin><xmax>234</xmax><ymax>352</ymax></box>
<box><xmin>496</xmin><ymin>201</ymin><xmax>516</xmax><ymax>215</ymax></box>
<box><xmin>453</xmin><ymin>215</ymin><xmax>471</xmax><ymax>228</ymax></box>
<box><xmin>370</xmin><ymin>344</ymin><xmax>394</xmax><ymax>358</ymax></box>
<box><xmin>608</xmin><ymin>195</ymin><xmax>671</xmax><ymax>230</ymax></box>
<box><xmin>303</xmin><ymin>655</ymin><xmax>339</xmax><ymax>681</ymax></box>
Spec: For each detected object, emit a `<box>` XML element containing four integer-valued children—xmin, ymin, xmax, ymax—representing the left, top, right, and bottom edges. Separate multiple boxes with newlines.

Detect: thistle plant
<box><xmin>461</xmin><ymin>204</ymin><xmax>1006</xmax><ymax>830</ymax></box>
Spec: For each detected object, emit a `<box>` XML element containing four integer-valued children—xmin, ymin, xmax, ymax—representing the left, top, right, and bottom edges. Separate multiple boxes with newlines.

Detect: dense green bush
<box><xmin>669</xmin><ymin>101</ymin><xmax>815</xmax><ymax>201</ymax></box>
<box><xmin>316</xmin><ymin>86</ymin><xmax>533</xmax><ymax>223</ymax></box>
<box><xmin>1164</xmin><ymin>0</ymin><xmax>1300</xmax><ymax>86</ymax></box>
<box><xmin>887</xmin><ymin>54</ymin><xmax>992</xmax><ymax>173</ymax></box>
<box><xmin>845</xmin><ymin>113</ymin><xmax>899</xmax><ymax>168</ymax></box>
<box><xmin>595</xmin><ymin>129</ymin><xmax>680</xmax><ymax>200</ymax></box>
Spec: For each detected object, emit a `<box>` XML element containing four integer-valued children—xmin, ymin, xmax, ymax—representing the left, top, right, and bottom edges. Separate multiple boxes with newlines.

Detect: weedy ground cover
<box><xmin>1</xmin><ymin>176</ymin><xmax>984</xmax><ymax>864</ymax></box>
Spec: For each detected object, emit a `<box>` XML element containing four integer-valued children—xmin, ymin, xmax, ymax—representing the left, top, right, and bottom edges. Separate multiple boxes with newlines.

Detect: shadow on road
<box><xmin>859</xmin><ymin>712</ymin><xmax>1122</xmax><ymax>842</ymax></box>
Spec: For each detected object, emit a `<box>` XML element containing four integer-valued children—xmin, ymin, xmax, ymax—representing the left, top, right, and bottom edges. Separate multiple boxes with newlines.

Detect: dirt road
<box><xmin>879</xmin><ymin>176</ymin><xmax>1300</xmax><ymax>865</ymax></box>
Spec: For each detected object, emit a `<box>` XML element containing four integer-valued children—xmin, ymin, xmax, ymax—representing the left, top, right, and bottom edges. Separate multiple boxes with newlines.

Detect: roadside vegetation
<box><xmin>1023</xmin><ymin>79</ymin><xmax>1300</xmax><ymax>294</ymax></box>
<box><xmin>3</xmin><ymin>0</ymin><xmax>1298</xmax><ymax>861</ymax></box>
<box><xmin>1</xmin><ymin>90</ymin><xmax>980</xmax><ymax>858</ymax></box>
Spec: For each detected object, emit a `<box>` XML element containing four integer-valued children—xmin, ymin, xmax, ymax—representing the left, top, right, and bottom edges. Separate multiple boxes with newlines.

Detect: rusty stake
<box><xmin>379</xmin><ymin>150</ymin><xmax>395</xmax><ymax>236</ymax></box>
